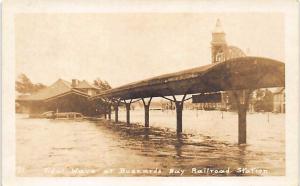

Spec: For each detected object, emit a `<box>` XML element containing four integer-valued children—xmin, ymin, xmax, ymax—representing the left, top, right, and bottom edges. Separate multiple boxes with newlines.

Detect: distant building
<box><xmin>16</xmin><ymin>79</ymin><xmax>103</xmax><ymax>116</ymax></box>
<box><xmin>199</xmin><ymin>19</ymin><xmax>247</xmax><ymax>110</ymax></box>
<box><xmin>211</xmin><ymin>19</ymin><xmax>246</xmax><ymax>64</ymax></box>
<box><xmin>273</xmin><ymin>87</ymin><xmax>285</xmax><ymax>113</ymax></box>
<box><xmin>71</xmin><ymin>79</ymin><xmax>100</xmax><ymax>96</ymax></box>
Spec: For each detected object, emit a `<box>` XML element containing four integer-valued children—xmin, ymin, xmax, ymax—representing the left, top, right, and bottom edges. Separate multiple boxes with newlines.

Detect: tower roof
<box><xmin>213</xmin><ymin>19</ymin><xmax>225</xmax><ymax>33</ymax></box>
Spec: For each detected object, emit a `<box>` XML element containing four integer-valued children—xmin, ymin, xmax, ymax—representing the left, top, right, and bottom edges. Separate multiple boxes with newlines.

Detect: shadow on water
<box><xmin>174</xmin><ymin>133</ymin><xmax>183</xmax><ymax>157</ymax></box>
<box><xmin>91</xmin><ymin>119</ymin><xmax>268</xmax><ymax>176</ymax></box>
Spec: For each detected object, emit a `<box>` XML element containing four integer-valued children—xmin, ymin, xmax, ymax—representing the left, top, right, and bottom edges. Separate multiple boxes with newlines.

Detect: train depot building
<box><xmin>15</xmin><ymin>19</ymin><xmax>285</xmax><ymax>144</ymax></box>
<box><xmin>16</xmin><ymin>79</ymin><xmax>104</xmax><ymax>117</ymax></box>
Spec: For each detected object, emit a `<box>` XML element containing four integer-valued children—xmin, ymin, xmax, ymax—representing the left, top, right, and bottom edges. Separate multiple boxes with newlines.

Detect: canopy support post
<box><xmin>108</xmin><ymin>103</ymin><xmax>112</xmax><ymax>120</ymax></box>
<box><xmin>232</xmin><ymin>90</ymin><xmax>253</xmax><ymax>145</ymax></box>
<box><xmin>175</xmin><ymin>101</ymin><xmax>184</xmax><ymax>133</ymax></box>
<box><xmin>161</xmin><ymin>94</ymin><xmax>187</xmax><ymax>133</ymax></box>
<box><xmin>238</xmin><ymin>105</ymin><xmax>247</xmax><ymax>144</ymax></box>
<box><xmin>104</xmin><ymin>109</ymin><xmax>107</xmax><ymax>119</ymax></box>
<box><xmin>142</xmin><ymin>97</ymin><xmax>152</xmax><ymax>128</ymax></box>
<box><xmin>123</xmin><ymin>99</ymin><xmax>133</xmax><ymax>125</ymax></box>
<box><xmin>113</xmin><ymin>99</ymin><xmax>120</xmax><ymax>123</ymax></box>
<box><xmin>173</xmin><ymin>94</ymin><xmax>187</xmax><ymax>133</ymax></box>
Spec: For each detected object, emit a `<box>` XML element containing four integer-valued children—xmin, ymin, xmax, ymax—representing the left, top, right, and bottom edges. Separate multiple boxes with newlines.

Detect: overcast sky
<box><xmin>15</xmin><ymin>13</ymin><xmax>284</xmax><ymax>87</ymax></box>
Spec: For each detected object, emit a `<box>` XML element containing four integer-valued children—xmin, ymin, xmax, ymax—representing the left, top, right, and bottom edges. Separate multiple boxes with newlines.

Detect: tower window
<box><xmin>216</xmin><ymin>51</ymin><xmax>224</xmax><ymax>62</ymax></box>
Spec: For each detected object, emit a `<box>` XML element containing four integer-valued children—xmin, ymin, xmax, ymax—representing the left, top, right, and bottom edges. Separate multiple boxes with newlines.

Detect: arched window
<box><xmin>216</xmin><ymin>50</ymin><xmax>224</xmax><ymax>62</ymax></box>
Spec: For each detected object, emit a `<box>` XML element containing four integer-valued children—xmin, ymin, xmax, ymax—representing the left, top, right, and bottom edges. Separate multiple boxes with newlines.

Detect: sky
<box><xmin>15</xmin><ymin>13</ymin><xmax>284</xmax><ymax>87</ymax></box>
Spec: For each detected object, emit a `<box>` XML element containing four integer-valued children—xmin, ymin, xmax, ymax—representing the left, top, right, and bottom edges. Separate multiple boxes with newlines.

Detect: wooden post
<box><xmin>144</xmin><ymin>105</ymin><xmax>150</xmax><ymax>127</ymax></box>
<box><xmin>114</xmin><ymin>103</ymin><xmax>119</xmax><ymax>123</ymax></box>
<box><xmin>233</xmin><ymin>90</ymin><xmax>252</xmax><ymax>145</ymax></box>
<box><xmin>108</xmin><ymin>103</ymin><xmax>111</xmax><ymax>120</ymax></box>
<box><xmin>175</xmin><ymin>101</ymin><xmax>184</xmax><ymax>133</ymax></box>
<box><xmin>161</xmin><ymin>94</ymin><xmax>187</xmax><ymax>133</ymax></box>
<box><xmin>142</xmin><ymin>98</ymin><xmax>152</xmax><ymax>128</ymax></box>
<box><xmin>162</xmin><ymin>94</ymin><xmax>187</xmax><ymax>133</ymax></box>
<box><xmin>238</xmin><ymin>105</ymin><xmax>247</xmax><ymax>144</ymax></box>
<box><xmin>123</xmin><ymin>99</ymin><xmax>133</xmax><ymax>125</ymax></box>
<box><xmin>104</xmin><ymin>110</ymin><xmax>107</xmax><ymax>119</ymax></box>
<box><xmin>125</xmin><ymin>103</ymin><xmax>131</xmax><ymax>125</ymax></box>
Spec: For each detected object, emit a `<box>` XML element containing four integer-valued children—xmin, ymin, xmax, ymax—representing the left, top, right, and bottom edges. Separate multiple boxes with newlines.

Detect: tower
<box><xmin>211</xmin><ymin>19</ymin><xmax>227</xmax><ymax>64</ymax></box>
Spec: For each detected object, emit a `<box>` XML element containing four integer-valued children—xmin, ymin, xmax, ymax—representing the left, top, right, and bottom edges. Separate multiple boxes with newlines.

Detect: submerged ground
<box><xmin>16</xmin><ymin>110</ymin><xmax>285</xmax><ymax>176</ymax></box>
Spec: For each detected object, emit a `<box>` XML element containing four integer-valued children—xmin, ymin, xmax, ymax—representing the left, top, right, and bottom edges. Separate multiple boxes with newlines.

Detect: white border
<box><xmin>2</xmin><ymin>0</ymin><xmax>299</xmax><ymax>186</ymax></box>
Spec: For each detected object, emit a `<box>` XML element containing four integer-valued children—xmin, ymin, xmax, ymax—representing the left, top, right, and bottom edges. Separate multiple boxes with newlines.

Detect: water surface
<box><xmin>16</xmin><ymin>110</ymin><xmax>285</xmax><ymax>176</ymax></box>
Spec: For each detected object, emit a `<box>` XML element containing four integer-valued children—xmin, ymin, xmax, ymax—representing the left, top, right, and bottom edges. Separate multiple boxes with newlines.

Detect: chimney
<box><xmin>71</xmin><ymin>79</ymin><xmax>78</xmax><ymax>88</ymax></box>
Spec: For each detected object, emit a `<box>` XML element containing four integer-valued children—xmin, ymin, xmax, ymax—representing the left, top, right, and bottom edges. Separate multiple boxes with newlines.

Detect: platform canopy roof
<box><xmin>91</xmin><ymin>57</ymin><xmax>285</xmax><ymax>100</ymax></box>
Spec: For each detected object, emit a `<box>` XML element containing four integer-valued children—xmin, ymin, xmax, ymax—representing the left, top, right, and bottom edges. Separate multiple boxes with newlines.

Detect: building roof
<box><xmin>76</xmin><ymin>80</ymin><xmax>99</xmax><ymax>89</ymax></box>
<box><xmin>16</xmin><ymin>79</ymin><xmax>92</xmax><ymax>101</ymax></box>
<box><xmin>225</xmin><ymin>46</ymin><xmax>246</xmax><ymax>59</ymax></box>
<box><xmin>91</xmin><ymin>57</ymin><xmax>285</xmax><ymax>100</ymax></box>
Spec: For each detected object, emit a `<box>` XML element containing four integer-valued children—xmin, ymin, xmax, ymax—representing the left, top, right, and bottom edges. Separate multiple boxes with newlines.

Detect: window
<box><xmin>216</xmin><ymin>50</ymin><xmax>224</xmax><ymax>62</ymax></box>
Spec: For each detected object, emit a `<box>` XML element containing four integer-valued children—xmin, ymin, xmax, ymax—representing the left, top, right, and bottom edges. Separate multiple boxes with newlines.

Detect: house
<box><xmin>72</xmin><ymin>79</ymin><xmax>99</xmax><ymax>96</ymax></box>
<box><xmin>16</xmin><ymin>79</ymin><xmax>104</xmax><ymax>116</ymax></box>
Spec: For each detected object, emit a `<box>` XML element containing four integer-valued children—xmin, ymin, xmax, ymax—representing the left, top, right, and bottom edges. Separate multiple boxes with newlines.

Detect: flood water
<box><xmin>16</xmin><ymin>110</ymin><xmax>285</xmax><ymax>177</ymax></box>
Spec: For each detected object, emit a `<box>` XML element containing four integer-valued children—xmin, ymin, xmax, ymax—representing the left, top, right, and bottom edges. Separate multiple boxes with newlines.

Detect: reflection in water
<box><xmin>238</xmin><ymin>145</ymin><xmax>247</xmax><ymax>168</ymax></box>
<box><xmin>175</xmin><ymin>134</ymin><xmax>183</xmax><ymax>157</ymax></box>
<box><xmin>16</xmin><ymin>111</ymin><xmax>285</xmax><ymax>177</ymax></box>
<box><xmin>143</xmin><ymin>128</ymin><xmax>150</xmax><ymax>141</ymax></box>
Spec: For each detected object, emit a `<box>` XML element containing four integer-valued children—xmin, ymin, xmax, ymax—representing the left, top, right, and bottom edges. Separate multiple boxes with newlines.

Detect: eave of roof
<box><xmin>44</xmin><ymin>89</ymin><xmax>90</xmax><ymax>102</ymax></box>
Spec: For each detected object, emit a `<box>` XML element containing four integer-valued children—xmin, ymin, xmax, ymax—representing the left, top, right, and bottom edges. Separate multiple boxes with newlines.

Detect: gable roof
<box><xmin>16</xmin><ymin>79</ymin><xmax>92</xmax><ymax>101</ymax></box>
<box><xmin>17</xmin><ymin>79</ymin><xmax>72</xmax><ymax>101</ymax></box>
<box><xmin>76</xmin><ymin>80</ymin><xmax>99</xmax><ymax>89</ymax></box>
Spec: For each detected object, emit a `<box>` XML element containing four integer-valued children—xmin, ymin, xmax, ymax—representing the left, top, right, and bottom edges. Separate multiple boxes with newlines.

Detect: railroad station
<box><xmin>17</xmin><ymin>19</ymin><xmax>285</xmax><ymax>145</ymax></box>
<box><xmin>90</xmin><ymin>19</ymin><xmax>285</xmax><ymax>144</ymax></box>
